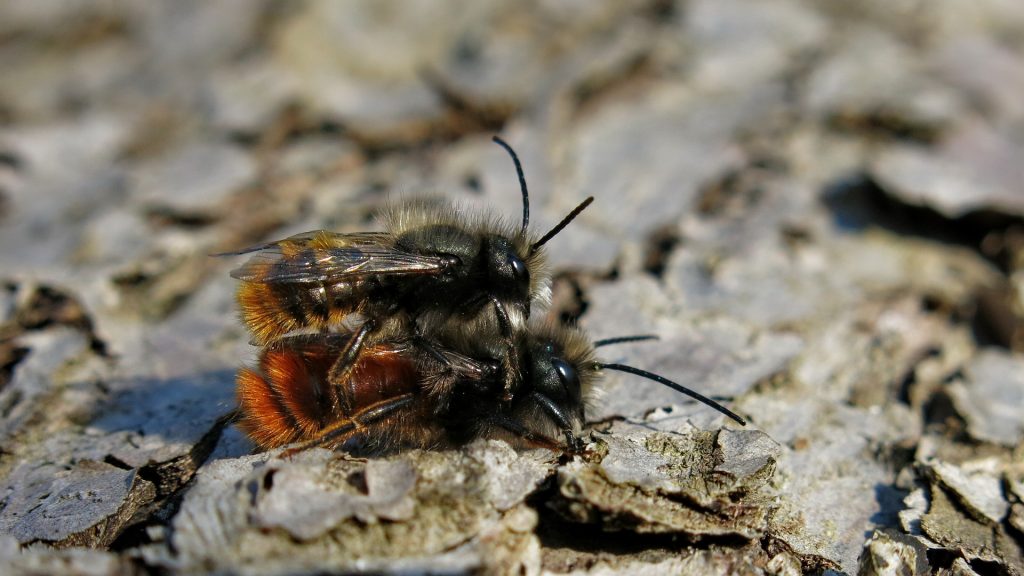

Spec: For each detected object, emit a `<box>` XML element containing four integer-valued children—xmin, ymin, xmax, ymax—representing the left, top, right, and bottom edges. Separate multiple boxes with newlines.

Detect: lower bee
<box><xmin>235</xmin><ymin>321</ymin><xmax>746</xmax><ymax>454</ymax></box>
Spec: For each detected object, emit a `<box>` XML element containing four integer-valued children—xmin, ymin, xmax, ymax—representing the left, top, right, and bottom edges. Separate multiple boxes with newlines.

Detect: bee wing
<box><xmin>434</xmin><ymin>348</ymin><xmax>492</xmax><ymax>380</ymax></box>
<box><xmin>217</xmin><ymin>231</ymin><xmax>391</xmax><ymax>256</ymax></box>
<box><xmin>223</xmin><ymin>231</ymin><xmax>447</xmax><ymax>284</ymax></box>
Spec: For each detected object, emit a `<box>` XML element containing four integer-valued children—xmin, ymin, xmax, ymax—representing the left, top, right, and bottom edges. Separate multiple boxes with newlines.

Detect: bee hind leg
<box><xmin>281</xmin><ymin>393</ymin><xmax>417</xmax><ymax>457</ymax></box>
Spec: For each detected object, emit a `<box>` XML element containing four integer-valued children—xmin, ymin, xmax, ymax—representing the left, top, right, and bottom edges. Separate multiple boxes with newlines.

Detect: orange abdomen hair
<box><xmin>237</xmin><ymin>280</ymin><xmax>353</xmax><ymax>345</ymax></box>
<box><xmin>237</xmin><ymin>344</ymin><xmax>333</xmax><ymax>448</ymax></box>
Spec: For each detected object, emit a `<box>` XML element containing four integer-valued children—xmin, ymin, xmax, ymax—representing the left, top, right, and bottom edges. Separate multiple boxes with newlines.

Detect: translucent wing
<box><xmin>432</xmin><ymin>348</ymin><xmax>493</xmax><ymax>380</ymax></box>
<box><xmin>222</xmin><ymin>230</ymin><xmax>446</xmax><ymax>284</ymax></box>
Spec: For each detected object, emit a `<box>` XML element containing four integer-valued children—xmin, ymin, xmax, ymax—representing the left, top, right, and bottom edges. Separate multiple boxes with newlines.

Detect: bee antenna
<box><xmin>594</xmin><ymin>362</ymin><xmax>747</xmax><ymax>426</ymax></box>
<box><xmin>593</xmin><ymin>335</ymin><xmax>659</xmax><ymax>348</ymax></box>
<box><xmin>491</xmin><ymin>136</ymin><xmax>530</xmax><ymax>236</ymax></box>
<box><xmin>530</xmin><ymin>196</ymin><xmax>594</xmax><ymax>256</ymax></box>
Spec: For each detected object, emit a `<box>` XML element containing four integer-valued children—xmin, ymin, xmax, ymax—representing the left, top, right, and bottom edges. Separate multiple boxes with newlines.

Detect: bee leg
<box><xmin>281</xmin><ymin>393</ymin><xmax>416</xmax><ymax>456</ymax></box>
<box><xmin>407</xmin><ymin>324</ymin><xmax>502</xmax><ymax>397</ymax></box>
<box><xmin>326</xmin><ymin>319</ymin><xmax>378</xmax><ymax>415</ymax></box>
<box><xmin>409</xmin><ymin>322</ymin><xmax>449</xmax><ymax>366</ymax></box>
<box><xmin>528</xmin><ymin>392</ymin><xmax>584</xmax><ymax>453</ymax></box>
<box><xmin>486</xmin><ymin>415</ymin><xmax>566</xmax><ymax>452</ymax></box>
<box><xmin>490</xmin><ymin>297</ymin><xmax>519</xmax><ymax>402</ymax></box>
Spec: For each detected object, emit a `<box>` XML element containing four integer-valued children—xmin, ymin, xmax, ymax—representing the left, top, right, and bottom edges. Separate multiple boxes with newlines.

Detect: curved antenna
<box><xmin>530</xmin><ymin>196</ymin><xmax>594</xmax><ymax>256</ymax></box>
<box><xmin>593</xmin><ymin>335</ymin><xmax>659</xmax><ymax>348</ymax></box>
<box><xmin>491</xmin><ymin>136</ymin><xmax>529</xmax><ymax>236</ymax></box>
<box><xmin>594</xmin><ymin>363</ymin><xmax>746</xmax><ymax>425</ymax></box>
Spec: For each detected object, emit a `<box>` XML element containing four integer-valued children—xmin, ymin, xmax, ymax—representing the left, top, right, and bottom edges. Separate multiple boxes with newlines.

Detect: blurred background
<box><xmin>1</xmin><ymin>1</ymin><xmax>1023</xmax><ymax>573</ymax></box>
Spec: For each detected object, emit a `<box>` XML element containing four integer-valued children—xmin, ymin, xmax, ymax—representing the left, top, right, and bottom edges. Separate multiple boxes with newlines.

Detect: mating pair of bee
<box><xmin>222</xmin><ymin>137</ymin><xmax>745</xmax><ymax>455</ymax></box>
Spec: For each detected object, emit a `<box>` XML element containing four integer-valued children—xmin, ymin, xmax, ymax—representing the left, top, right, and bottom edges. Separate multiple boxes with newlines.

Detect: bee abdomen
<box><xmin>238</xmin><ymin>282</ymin><xmax>355</xmax><ymax>345</ymax></box>
<box><xmin>346</xmin><ymin>350</ymin><xmax>419</xmax><ymax>408</ymax></box>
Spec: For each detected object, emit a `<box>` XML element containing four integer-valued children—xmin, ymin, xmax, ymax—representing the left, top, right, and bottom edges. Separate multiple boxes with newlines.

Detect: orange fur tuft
<box><xmin>236</xmin><ymin>367</ymin><xmax>301</xmax><ymax>449</ymax></box>
<box><xmin>237</xmin><ymin>281</ymin><xmax>302</xmax><ymax>345</ymax></box>
<box><xmin>259</xmin><ymin>347</ymin><xmax>331</xmax><ymax>436</ymax></box>
<box><xmin>237</xmin><ymin>281</ymin><xmax>357</xmax><ymax>345</ymax></box>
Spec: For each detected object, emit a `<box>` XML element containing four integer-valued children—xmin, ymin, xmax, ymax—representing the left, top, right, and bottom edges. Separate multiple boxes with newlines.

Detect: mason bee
<box><xmin>235</xmin><ymin>321</ymin><xmax>746</xmax><ymax>454</ymax></box>
<box><xmin>220</xmin><ymin>136</ymin><xmax>593</xmax><ymax>348</ymax></box>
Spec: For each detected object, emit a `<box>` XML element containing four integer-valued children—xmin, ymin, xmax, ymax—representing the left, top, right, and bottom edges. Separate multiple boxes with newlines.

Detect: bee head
<box><xmin>483</xmin><ymin>234</ymin><xmax>532</xmax><ymax>317</ymax></box>
<box><xmin>513</xmin><ymin>324</ymin><xmax>598</xmax><ymax>441</ymax></box>
<box><xmin>512</xmin><ymin>325</ymin><xmax>748</xmax><ymax>451</ymax></box>
<box><xmin>528</xmin><ymin>341</ymin><xmax>585</xmax><ymax>424</ymax></box>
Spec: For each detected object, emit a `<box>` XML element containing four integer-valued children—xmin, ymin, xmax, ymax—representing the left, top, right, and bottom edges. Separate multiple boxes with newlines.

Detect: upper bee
<box><xmin>221</xmin><ymin>137</ymin><xmax>592</xmax><ymax>346</ymax></box>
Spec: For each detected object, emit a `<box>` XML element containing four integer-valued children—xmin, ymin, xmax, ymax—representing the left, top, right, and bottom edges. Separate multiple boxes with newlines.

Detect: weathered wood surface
<box><xmin>1</xmin><ymin>1</ymin><xmax>1023</xmax><ymax>574</ymax></box>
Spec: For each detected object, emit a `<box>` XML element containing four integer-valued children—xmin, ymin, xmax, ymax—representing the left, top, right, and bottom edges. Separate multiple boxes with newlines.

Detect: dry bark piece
<box><xmin>0</xmin><ymin>461</ymin><xmax>155</xmax><ymax>548</ymax></box>
<box><xmin>131</xmin><ymin>142</ymin><xmax>257</xmax><ymax>217</ymax></box>
<box><xmin>552</xmin><ymin>422</ymin><xmax>778</xmax><ymax>539</ymax></box>
<box><xmin>1009</xmin><ymin>503</ymin><xmax>1024</xmax><ymax>536</ymax></box>
<box><xmin>252</xmin><ymin>458</ymin><xmax>418</xmax><ymax>540</ymax></box>
<box><xmin>927</xmin><ymin>459</ymin><xmax>1009</xmax><ymax>525</ymax></box>
<box><xmin>920</xmin><ymin>482</ymin><xmax>1024</xmax><ymax>570</ymax></box>
<box><xmin>947</xmin><ymin>349</ymin><xmax>1024</xmax><ymax>446</ymax></box>
<box><xmin>0</xmin><ymin>535</ymin><xmax>136</xmax><ymax>576</ymax></box>
<box><xmin>0</xmin><ymin>328</ymin><xmax>89</xmax><ymax>445</ymax></box>
<box><xmin>944</xmin><ymin>558</ymin><xmax>984</xmax><ymax>576</ymax></box>
<box><xmin>872</xmin><ymin>121</ymin><xmax>1024</xmax><ymax>220</ymax></box>
<box><xmin>145</xmin><ymin>441</ymin><xmax>555</xmax><ymax>575</ymax></box>
<box><xmin>858</xmin><ymin>529</ymin><xmax>931</xmax><ymax>576</ymax></box>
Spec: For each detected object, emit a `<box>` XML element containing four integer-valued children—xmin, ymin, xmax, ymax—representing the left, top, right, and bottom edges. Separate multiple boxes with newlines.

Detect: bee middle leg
<box><xmin>326</xmin><ymin>319</ymin><xmax>378</xmax><ymax>414</ymax></box>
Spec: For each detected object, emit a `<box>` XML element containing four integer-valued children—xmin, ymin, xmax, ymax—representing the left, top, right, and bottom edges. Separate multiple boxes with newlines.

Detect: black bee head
<box><xmin>519</xmin><ymin>337</ymin><xmax>588</xmax><ymax>430</ymax></box>
<box><xmin>483</xmin><ymin>234</ymin><xmax>531</xmax><ymax>315</ymax></box>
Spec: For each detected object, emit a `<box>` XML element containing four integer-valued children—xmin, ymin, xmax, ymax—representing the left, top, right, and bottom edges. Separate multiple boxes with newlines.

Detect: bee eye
<box><xmin>482</xmin><ymin>359</ymin><xmax>501</xmax><ymax>378</ymax></box>
<box><xmin>441</xmin><ymin>254</ymin><xmax>462</xmax><ymax>270</ymax></box>
<box><xmin>509</xmin><ymin>255</ymin><xmax>528</xmax><ymax>281</ymax></box>
<box><xmin>552</xmin><ymin>358</ymin><xmax>579</xmax><ymax>391</ymax></box>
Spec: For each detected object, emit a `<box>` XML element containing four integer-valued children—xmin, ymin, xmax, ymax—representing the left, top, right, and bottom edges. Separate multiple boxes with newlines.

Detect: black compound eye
<box><xmin>509</xmin><ymin>255</ymin><xmax>528</xmax><ymax>281</ymax></box>
<box><xmin>441</xmin><ymin>254</ymin><xmax>462</xmax><ymax>272</ymax></box>
<box><xmin>552</xmin><ymin>358</ymin><xmax>579</xmax><ymax>391</ymax></box>
<box><xmin>482</xmin><ymin>359</ymin><xmax>501</xmax><ymax>378</ymax></box>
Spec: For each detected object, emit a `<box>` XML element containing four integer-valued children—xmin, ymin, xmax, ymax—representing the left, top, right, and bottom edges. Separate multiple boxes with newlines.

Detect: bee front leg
<box><xmin>490</xmin><ymin>297</ymin><xmax>519</xmax><ymax>402</ymax></box>
<box><xmin>409</xmin><ymin>320</ymin><xmax>449</xmax><ymax>366</ymax></box>
<box><xmin>326</xmin><ymin>319</ymin><xmax>378</xmax><ymax>416</ymax></box>
<box><xmin>528</xmin><ymin>392</ymin><xmax>584</xmax><ymax>453</ymax></box>
<box><xmin>485</xmin><ymin>415</ymin><xmax>568</xmax><ymax>453</ymax></box>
